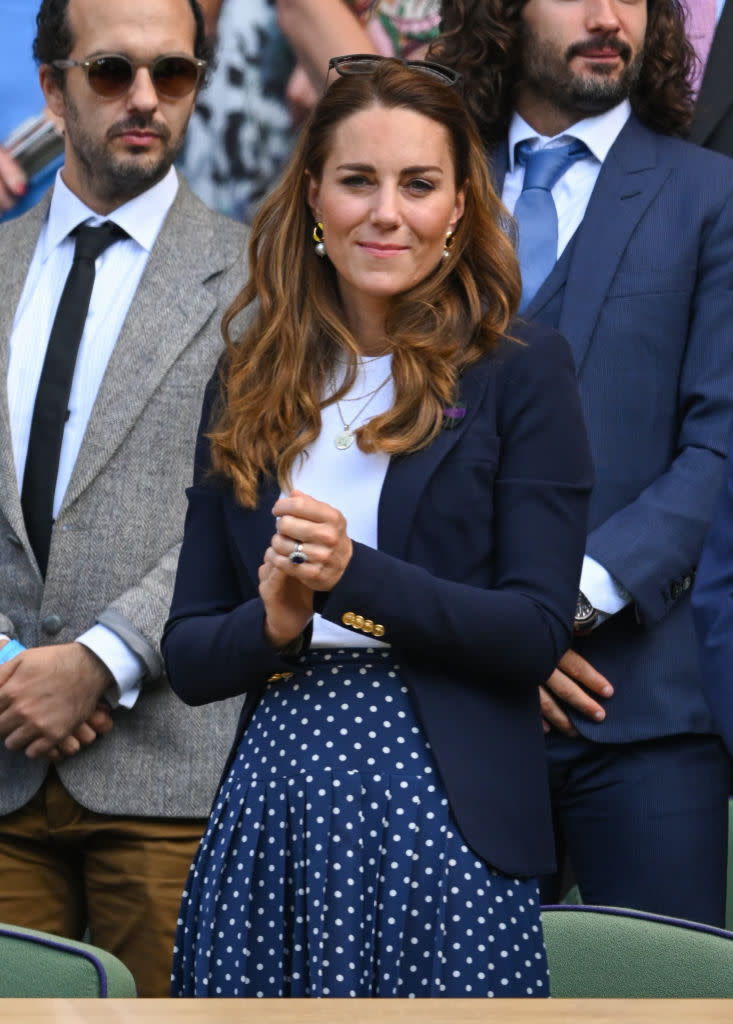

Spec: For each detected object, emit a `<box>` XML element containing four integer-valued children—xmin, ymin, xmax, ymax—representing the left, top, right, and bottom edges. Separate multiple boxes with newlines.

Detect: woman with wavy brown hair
<box><xmin>163</xmin><ymin>56</ymin><xmax>592</xmax><ymax>998</ymax></box>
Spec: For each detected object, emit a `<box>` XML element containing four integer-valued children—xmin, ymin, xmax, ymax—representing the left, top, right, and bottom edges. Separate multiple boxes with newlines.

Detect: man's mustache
<box><xmin>108</xmin><ymin>117</ymin><xmax>171</xmax><ymax>142</ymax></box>
<box><xmin>567</xmin><ymin>35</ymin><xmax>632</xmax><ymax>62</ymax></box>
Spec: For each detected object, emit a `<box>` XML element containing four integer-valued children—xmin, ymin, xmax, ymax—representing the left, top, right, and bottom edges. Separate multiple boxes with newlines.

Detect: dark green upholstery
<box><xmin>542</xmin><ymin>905</ymin><xmax>733</xmax><ymax>998</ymax></box>
<box><xmin>0</xmin><ymin>923</ymin><xmax>137</xmax><ymax>997</ymax></box>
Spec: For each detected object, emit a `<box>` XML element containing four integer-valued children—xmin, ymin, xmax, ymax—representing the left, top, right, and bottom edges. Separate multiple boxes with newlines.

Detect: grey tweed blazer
<box><xmin>0</xmin><ymin>175</ymin><xmax>248</xmax><ymax>817</ymax></box>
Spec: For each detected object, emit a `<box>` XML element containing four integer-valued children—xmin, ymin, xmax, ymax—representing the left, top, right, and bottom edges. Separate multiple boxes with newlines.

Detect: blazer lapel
<box><xmin>62</xmin><ymin>179</ymin><xmax>237</xmax><ymax>510</ymax></box>
<box><xmin>689</xmin><ymin>2</ymin><xmax>733</xmax><ymax>146</ymax></box>
<box><xmin>558</xmin><ymin>116</ymin><xmax>669</xmax><ymax>371</ymax></box>
<box><xmin>378</xmin><ymin>360</ymin><xmax>491</xmax><ymax>558</ymax></box>
<box><xmin>0</xmin><ymin>197</ymin><xmax>51</xmax><ymax>542</ymax></box>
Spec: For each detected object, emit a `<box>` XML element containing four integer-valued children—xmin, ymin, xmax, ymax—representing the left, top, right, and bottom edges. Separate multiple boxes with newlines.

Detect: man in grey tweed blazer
<box><xmin>0</xmin><ymin>0</ymin><xmax>247</xmax><ymax>996</ymax></box>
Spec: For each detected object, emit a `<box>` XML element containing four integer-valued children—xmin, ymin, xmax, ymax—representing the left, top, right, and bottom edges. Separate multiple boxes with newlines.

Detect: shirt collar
<box><xmin>507</xmin><ymin>100</ymin><xmax>632</xmax><ymax>171</ymax></box>
<box><xmin>40</xmin><ymin>166</ymin><xmax>179</xmax><ymax>262</ymax></box>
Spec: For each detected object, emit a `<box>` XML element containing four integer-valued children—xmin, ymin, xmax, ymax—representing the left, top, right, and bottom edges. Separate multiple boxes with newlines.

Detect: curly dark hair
<box><xmin>431</xmin><ymin>0</ymin><xmax>696</xmax><ymax>145</ymax></box>
<box><xmin>33</xmin><ymin>0</ymin><xmax>213</xmax><ymax>87</ymax></box>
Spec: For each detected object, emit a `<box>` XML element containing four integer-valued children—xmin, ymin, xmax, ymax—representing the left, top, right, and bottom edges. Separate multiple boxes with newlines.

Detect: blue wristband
<box><xmin>0</xmin><ymin>640</ymin><xmax>25</xmax><ymax>665</ymax></box>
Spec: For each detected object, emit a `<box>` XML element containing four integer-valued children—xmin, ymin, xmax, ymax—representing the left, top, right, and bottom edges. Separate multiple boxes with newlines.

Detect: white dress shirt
<box><xmin>7</xmin><ymin>167</ymin><xmax>179</xmax><ymax>705</ymax></box>
<box><xmin>502</xmin><ymin>103</ymin><xmax>633</xmax><ymax>620</ymax></box>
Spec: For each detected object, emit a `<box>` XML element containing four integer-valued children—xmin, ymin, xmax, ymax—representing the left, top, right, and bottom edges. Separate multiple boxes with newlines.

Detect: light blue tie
<box><xmin>514</xmin><ymin>139</ymin><xmax>588</xmax><ymax>311</ymax></box>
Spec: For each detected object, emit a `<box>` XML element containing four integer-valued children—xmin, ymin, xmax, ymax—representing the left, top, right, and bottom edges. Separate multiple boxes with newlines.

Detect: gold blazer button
<box><xmin>342</xmin><ymin>612</ymin><xmax>355</xmax><ymax>626</ymax></box>
<box><xmin>372</xmin><ymin>623</ymin><xmax>385</xmax><ymax>638</ymax></box>
<box><xmin>353</xmin><ymin>615</ymin><xmax>365</xmax><ymax>630</ymax></box>
<box><xmin>363</xmin><ymin>619</ymin><xmax>374</xmax><ymax>634</ymax></box>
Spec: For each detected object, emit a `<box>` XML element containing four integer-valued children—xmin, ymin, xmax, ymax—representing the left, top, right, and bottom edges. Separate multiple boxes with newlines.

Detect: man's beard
<box><xmin>63</xmin><ymin>93</ymin><xmax>185</xmax><ymax>205</ymax></box>
<box><xmin>520</xmin><ymin>26</ymin><xmax>644</xmax><ymax>119</ymax></box>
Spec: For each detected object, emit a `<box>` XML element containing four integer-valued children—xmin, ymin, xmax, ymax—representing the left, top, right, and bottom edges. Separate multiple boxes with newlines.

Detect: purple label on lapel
<box><xmin>442</xmin><ymin>406</ymin><xmax>466</xmax><ymax>429</ymax></box>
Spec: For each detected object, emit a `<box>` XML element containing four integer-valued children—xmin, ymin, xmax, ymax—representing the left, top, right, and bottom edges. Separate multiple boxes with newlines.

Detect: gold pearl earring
<box><xmin>442</xmin><ymin>230</ymin><xmax>455</xmax><ymax>261</ymax></box>
<box><xmin>313</xmin><ymin>222</ymin><xmax>326</xmax><ymax>258</ymax></box>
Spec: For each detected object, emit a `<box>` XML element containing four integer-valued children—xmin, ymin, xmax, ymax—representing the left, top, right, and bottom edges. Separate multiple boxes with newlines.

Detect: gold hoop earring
<box><xmin>313</xmin><ymin>222</ymin><xmax>326</xmax><ymax>258</ymax></box>
<box><xmin>442</xmin><ymin>230</ymin><xmax>455</xmax><ymax>262</ymax></box>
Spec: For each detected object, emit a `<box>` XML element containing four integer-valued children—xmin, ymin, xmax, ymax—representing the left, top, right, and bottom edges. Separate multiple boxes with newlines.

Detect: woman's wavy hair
<box><xmin>431</xmin><ymin>0</ymin><xmax>696</xmax><ymax>147</ymax></box>
<box><xmin>211</xmin><ymin>59</ymin><xmax>521</xmax><ymax>508</ymax></box>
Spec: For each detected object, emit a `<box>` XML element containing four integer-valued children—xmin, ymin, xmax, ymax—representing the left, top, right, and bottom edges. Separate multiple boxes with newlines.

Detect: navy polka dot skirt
<box><xmin>171</xmin><ymin>649</ymin><xmax>549</xmax><ymax>998</ymax></box>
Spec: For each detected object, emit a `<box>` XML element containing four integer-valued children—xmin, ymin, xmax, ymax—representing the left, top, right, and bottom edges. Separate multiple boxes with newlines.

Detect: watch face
<box><xmin>574</xmin><ymin>591</ymin><xmax>598</xmax><ymax>634</ymax></box>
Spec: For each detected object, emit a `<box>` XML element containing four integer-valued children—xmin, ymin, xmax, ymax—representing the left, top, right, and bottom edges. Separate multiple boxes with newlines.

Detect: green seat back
<box><xmin>542</xmin><ymin>906</ymin><xmax>733</xmax><ymax>998</ymax></box>
<box><xmin>0</xmin><ymin>923</ymin><xmax>137</xmax><ymax>997</ymax></box>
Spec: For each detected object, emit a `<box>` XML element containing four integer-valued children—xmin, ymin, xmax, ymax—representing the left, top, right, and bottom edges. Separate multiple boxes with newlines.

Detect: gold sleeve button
<box><xmin>363</xmin><ymin>619</ymin><xmax>374</xmax><ymax>634</ymax></box>
<box><xmin>373</xmin><ymin>623</ymin><xmax>385</xmax><ymax>638</ymax></box>
<box><xmin>353</xmin><ymin>615</ymin><xmax>365</xmax><ymax>630</ymax></box>
<box><xmin>342</xmin><ymin>612</ymin><xmax>355</xmax><ymax>626</ymax></box>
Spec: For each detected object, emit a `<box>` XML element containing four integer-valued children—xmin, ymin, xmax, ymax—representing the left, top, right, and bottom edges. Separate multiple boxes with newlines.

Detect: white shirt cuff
<box><xmin>580</xmin><ymin>555</ymin><xmax>631</xmax><ymax>623</ymax></box>
<box><xmin>77</xmin><ymin>624</ymin><xmax>145</xmax><ymax>709</ymax></box>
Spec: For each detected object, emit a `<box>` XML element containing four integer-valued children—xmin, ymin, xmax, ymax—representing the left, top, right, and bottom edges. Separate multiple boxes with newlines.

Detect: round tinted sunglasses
<box><xmin>326</xmin><ymin>54</ymin><xmax>462</xmax><ymax>91</ymax></box>
<box><xmin>51</xmin><ymin>53</ymin><xmax>207</xmax><ymax>100</ymax></box>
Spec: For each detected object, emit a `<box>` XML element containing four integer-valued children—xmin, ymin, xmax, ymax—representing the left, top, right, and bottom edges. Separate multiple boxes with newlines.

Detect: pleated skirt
<box><xmin>171</xmin><ymin>648</ymin><xmax>548</xmax><ymax>997</ymax></box>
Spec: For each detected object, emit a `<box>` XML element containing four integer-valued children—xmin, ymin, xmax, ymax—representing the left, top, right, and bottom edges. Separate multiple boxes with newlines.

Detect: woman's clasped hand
<box><xmin>260</xmin><ymin>489</ymin><xmax>353</xmax><ymax>648</ymax></box>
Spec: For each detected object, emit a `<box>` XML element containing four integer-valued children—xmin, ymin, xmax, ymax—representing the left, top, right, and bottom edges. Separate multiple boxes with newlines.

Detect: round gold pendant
<box><xmin>334</xmin><ymin>429</ymin><xmax>354</xmax><ymax>450</ymax></box>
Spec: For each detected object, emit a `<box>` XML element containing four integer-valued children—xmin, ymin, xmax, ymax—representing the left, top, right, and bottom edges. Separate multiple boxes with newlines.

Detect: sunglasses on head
<box><xmin>51</xmin><ymin>53</ymin><xmax>207</xmax><ymax>100</ymax></box>
<box><xmin>326</xmin><ymin>53</ymin><xmax>462</xmax><ymax>91</ymax></box>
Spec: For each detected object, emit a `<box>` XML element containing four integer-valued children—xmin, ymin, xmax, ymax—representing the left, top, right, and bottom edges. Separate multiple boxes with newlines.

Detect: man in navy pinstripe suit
<box><xmin>435</xmin><ymin>0</ymin><xmax>733</xmax><ymax>925</ymax></box>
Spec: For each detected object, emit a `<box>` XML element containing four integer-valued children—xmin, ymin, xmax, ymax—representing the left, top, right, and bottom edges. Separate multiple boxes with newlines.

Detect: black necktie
<box><xmin>21</xmin><ymin>221</ymin><xmax>126</xmax><ymax>576</ymax></box>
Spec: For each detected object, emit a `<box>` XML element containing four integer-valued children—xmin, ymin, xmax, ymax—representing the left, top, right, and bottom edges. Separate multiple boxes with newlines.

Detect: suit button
<box><xmin>353</xmin><ymin>615</ymin><xmax>365</xmax><ymax>630</ymax></box>
<box><xmin>671</xmin><ymin>582</ymin><xmax>682</xmax><ymax>599</ymax></box>
<box><xmin>342</xmin><ymin>612</ymin><xmax>355</xmax><ymax>626</ymax></box>
<box><xmin>363</xmin><ymin>619</ymin><xmax>374</xmax><ymax>634</ymax></box>
<box><xmin>682</xmin><ymin>576</ymin><xmax>692</xmax><ymax>591</ymax></box>
<box><xmin>41</xmin><ymin>614</ymin><xmax>63</xmax><ymax>636</ymax></box>
<box><xmin>373</xmin><ymin>624</ymin><xmax>385</xmax><ymax>638</ymax></box>
<box><xmin>5</xmin><ymin>533</ymin><xmax>22</xmax><ymax>550</ymax></box>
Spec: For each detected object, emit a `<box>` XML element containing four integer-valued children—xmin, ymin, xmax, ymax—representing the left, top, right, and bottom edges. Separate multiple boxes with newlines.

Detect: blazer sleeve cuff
<box><xmin>95</xmin><ymin>608</ymin><xmax>163</xmax><ymax>681</ymax></box>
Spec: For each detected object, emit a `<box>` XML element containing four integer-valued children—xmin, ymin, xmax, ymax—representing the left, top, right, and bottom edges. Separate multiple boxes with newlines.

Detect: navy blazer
<box><xmin>693</xmin><ymin>420</ymin><xmax>733</xmax><ymax>756</ymax></box>
<box><xmin>495</xmin><ymin>114</ymin><xmax>733</xmax><ymax>743</ymax></box>
<box><xmin>162</xmin><ymin>322</ymin><xmax>592</xmax><ymax>877</ymax></box>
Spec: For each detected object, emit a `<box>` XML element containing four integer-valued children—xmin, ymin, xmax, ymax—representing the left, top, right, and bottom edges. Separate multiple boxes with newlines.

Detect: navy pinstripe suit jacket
<box><xmin>496</xmin><ymin>113</ymin><xmax>733</xmax><ymax>744</ymax></box>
